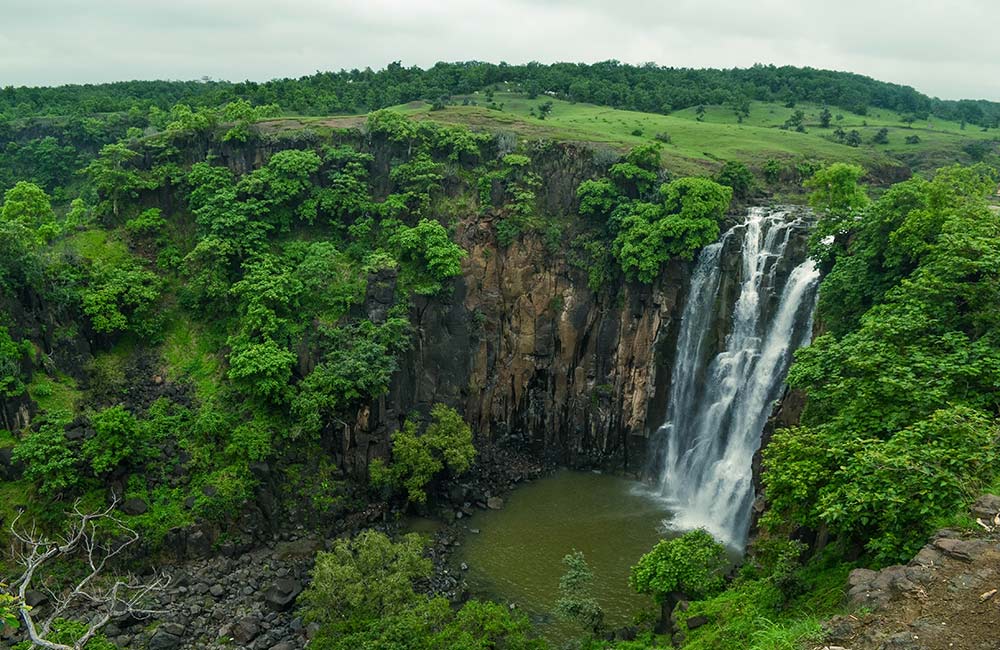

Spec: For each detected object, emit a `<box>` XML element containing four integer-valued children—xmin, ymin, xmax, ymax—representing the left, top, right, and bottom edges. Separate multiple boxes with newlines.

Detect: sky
<box><xmin>2</xmin><ymin>0</ymin><xmax>997</xmax><ymax>101</ymax></box>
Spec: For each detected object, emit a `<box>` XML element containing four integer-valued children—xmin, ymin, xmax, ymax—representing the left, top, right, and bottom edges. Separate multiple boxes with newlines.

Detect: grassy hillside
<box><xmin>262</xmin><ymin>90</ymin><xmax>997</xmax><ymax>178</ymax></box>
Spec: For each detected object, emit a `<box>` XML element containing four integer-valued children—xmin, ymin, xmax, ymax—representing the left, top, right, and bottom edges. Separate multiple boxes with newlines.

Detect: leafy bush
<box><xmin>0</xmin><ymin>327</ymin><xmax>32</xmax><ymax>399</ymax></box>
<box><xmin>12</xmin><ymin>417</ymin><xmax>80</xmax><ymax>496</ymax></box>
<box><xmin>370</xmin><ymin>404</ymin><xmax>475</xmax><ymax>504</ymax></box>
<box><xmin>84</xmin><ymin>404</ymin><xmax>144</xmax><ymax>475</ymax></box>
<box><xmin>715</xmin><ymin>160</ymin><xmax>755</xmax><ymax>199</ymax></box>
<box><xmin>389</xmin><ymin>218</ymin><xmax>466</xmax><ymax>295</ymax></box>
<box><xmin>630</xmin><ymin>529</ymin><xmax>729</xmax><ymax>602</ymax></box>
<box><xmin>303</xmin><ymin>531</ymin><xmax>545</xmax><ymax>650</ymax></box>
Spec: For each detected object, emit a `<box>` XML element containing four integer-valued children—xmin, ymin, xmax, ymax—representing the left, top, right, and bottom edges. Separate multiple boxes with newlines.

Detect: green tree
<box><xmin>804</xmin><ymin>163</ymin><xmax>869</xmax><ymax>268</ymax></box>
<box><xmin>221</xmin><ymin>99</ymin><xmax>281</xmax><ymax>142</ymax></box>
<box><xmin>389</xmin><ymin>218</ymin><xmax>466</xmax><ymax>295</ymax></box>
<box><xmin>819</xmin><ymin>106</ymin><xmax>832</xmax><ymax>128</ymax></box>
<box><xmin>82</xmin><ymin>262</ymin><xmax>162</xmax><ymax>337</ymax></box>
<box><xmin>83</xmin><ymin>143</ymin><xmax>150</xmax><ymax>219</ymax></box>
<box><xmin>370</xmin><ymin>404</ymin><xmax>476</xmax><ymax>504</ymax></box>
<box><xmin>1</xmin><ymin>181</ymin><xmax>56</xmax><ymax>241</ymax></box>
<box><xmin>554</xmin><ymin>551</ymin><xmax>605</xmax><ymax>634</ymax></box>
<box><xmin>630</xmin><ymin>529</ymin><xmax>729</xmax><ymax>603</ymax></box>
<box><xmin>302</xmin><ymin>530</ymin><xmax>431</xmax><ymax>625</ymax></box>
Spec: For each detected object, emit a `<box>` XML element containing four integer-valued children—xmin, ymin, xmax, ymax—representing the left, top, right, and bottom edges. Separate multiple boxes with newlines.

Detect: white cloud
<box><xmin>0</xmin><ymin>0</ymin><xmax>996</xmax><ymax>100</ymax></box>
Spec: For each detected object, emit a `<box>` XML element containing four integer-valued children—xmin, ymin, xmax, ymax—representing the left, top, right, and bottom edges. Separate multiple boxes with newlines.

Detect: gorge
<box><xmin>3</xmin><ymin>71</ymin><xmax>999</xmax><ymax>649</ymax></box>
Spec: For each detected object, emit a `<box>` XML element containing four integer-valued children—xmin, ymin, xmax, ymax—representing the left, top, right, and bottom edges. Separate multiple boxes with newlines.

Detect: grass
<box><xmin>26</xmin><ymin>370</ymin><xmax>80</xmax><ymax>414</ymax></box>
<box><xmin>161</xmin><ymin>312</ymin><xmax>222</xmax><ymax>401</ymax></box>
<box><xmin>267</xmin><ymin>89</ymin><xmax>997</xmax><ymax>178</ymax></box>
<box><xmin>59</xmin><ymin>227</ymin><xmax>130</xmax><ymax>266</ymax></box>
<box><xmin>679</xmin><ymin>552</ymin><xmax>854</xmax><ymax>650</ymax></box>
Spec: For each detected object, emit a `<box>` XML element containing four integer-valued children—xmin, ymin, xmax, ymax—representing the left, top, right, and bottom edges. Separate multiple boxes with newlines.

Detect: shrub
<box><xmin>630</xmin><ymin>529</ymin><xmax>729</xmax><ymax>602</ymax></box>
<box><xmin>370</xmin><ymin>404</ymin><xmax>475</xmax><ymax>504</ymax></box>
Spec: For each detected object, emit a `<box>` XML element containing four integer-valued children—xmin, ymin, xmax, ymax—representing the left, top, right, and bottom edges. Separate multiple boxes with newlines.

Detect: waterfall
<box><xmin>653</xmin><ymin>207</ymin><xmax>820</xmax><ymax>548</ymax></box>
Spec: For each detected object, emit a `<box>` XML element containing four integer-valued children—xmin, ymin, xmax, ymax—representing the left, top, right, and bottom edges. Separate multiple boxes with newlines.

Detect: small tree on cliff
<box><xmin>369</xmin><ymin>404</ymin><xmax>475</xmax><ymax>504</ymax></box>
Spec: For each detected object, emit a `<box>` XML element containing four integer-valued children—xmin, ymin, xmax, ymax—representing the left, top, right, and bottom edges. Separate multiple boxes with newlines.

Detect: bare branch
<box><xmin>8</xmin><ymin>497</ymin><xmax>170</xmax><ymax>649</ymax></box>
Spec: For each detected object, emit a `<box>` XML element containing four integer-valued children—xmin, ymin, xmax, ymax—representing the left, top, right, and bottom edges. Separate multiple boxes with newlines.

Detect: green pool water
<box><xmin>456</xmin><ymin>470</ymin><xmax>671</xmax><ymax>640</ymax></box>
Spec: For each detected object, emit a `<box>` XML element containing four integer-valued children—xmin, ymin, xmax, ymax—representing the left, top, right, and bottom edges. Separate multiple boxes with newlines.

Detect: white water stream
<box><xmin>652</xmin><ymin>208</ymin><xmax>820</xmax><ymax>547</ymax></box>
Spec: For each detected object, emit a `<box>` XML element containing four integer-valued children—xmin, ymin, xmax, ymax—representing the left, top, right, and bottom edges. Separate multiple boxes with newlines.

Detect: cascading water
<box><xmin>653</xmin><ymin>207</ymin><xmax>820</xmax><ymax>548</ymax></box>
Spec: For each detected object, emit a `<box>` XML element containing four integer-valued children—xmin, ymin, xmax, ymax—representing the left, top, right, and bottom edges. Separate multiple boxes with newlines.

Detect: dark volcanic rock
<box><xmin>121</xmin><ymin>497</ymin><xmax>148</xmax><ymax>515</ymax></box>
<box><xmin>264</xmin><ymin>578</ymin><xmax>303</xmax><ymax>612</ymax></box>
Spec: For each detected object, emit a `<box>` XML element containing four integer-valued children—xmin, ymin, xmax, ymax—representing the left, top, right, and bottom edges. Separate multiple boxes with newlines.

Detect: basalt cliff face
<box><xmin>344</xmin><ymin>204</ymin><xmax>689</xmax><ymax>478</ymax></box>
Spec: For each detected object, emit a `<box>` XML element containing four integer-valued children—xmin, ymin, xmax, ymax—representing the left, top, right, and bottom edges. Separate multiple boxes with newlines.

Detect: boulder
<box><xmin>487</xmin><ymin>496</ymin><xmax>504</xmax><ymax>510</ymax></box>
<box><xmin>148</xmin><ymin>628</ymin><xmax>183</xmax><ymax>650</ymax></box>
<box><xmin>685</xmin><ymin>615</ymin><xmax>708</xmax><ymax>630</ymax></box>
<box><xmin>933</xmin><ymin>537</ymin><xmax>988</xmax><ymax>562</ymax></box>
<box><xmin>186</xmin><ymin>528</ymin><xmax>213</xmax><ymax>558</ymax></box>
<box><xmin>24</xmin><ymin>590</ymin><xmax>48</xmax><ymax>607</ymax></box>
<box><xmin>971</xmin><ymin>494</ymin><xmax>1000</xmax><ymax>521</ymax></box>
<box><xmin>264</xmin><ymin>578</ymin><xmax>303</xmax><ymax>612</ymax></box>
<box><xmin>231</xmin><ymin>617</ymin><xmax>261</xmax><ymax>644</ymax></box>
<box><xmin>274</xmin><ymin>538</ymin><xmax>321</xmax><ymax>560</ymax></box>
<box><xmin>120</xmin><ymin>497</ymin><xmax>148</xmax><ymax>515</ymax></box>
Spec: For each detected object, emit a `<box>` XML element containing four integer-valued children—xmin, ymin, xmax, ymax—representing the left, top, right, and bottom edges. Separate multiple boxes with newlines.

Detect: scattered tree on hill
<box><xmin>819</xmin><ymin>106</ymin><xmax>832</xmax><ymax>128</ymax></box>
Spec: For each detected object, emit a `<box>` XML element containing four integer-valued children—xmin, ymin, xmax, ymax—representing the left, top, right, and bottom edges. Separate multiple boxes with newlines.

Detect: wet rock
<box><xmin>209</xmin><ymin>584</ymin><xmax>225</xmax><ymax>598</ymax></box>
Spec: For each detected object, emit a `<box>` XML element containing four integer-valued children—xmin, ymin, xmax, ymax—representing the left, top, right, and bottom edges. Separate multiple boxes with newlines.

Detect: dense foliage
<box><xmin>370</xmin><ymin>404</ymin><xmax>476</xmax><ymax>504</ymax></box>
<box><xmin>576</xmin><ymin>144</ymin><xmax>733</xmax><ymax>283</ymax></box>
<box><xmin>301</xmin><ymin>531</ymin><xmax>546</xmax><ymax>650</ymax></box>
<box><xmin>764</xmin><ymin>162</ymin><xmax>1000</xmax><ymax>562</ymax></box>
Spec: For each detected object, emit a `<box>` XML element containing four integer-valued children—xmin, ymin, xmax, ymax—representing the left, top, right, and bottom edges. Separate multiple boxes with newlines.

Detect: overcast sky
<box><xmin>2</xmin><ymin>0</ymin><xmax>996</xmax><ymax>100</ymax></box>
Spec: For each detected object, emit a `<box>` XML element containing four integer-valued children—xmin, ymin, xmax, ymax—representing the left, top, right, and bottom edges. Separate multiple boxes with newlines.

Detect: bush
<box><xmin>12</xmin><ymin>417</ymin><xmax>80</xmax><ymax>496</ymax></box>
<box><xmin>84</xmin><ymin>404</ymin><xmax>144</xmax><ymax>475</ymax></box>
<box><xmin>370</xmin><ymin>404</ymin><xmax>475</xmax><ymax>504</ymax></box>
<box><xmin>715</xmin><ymin>160</ymin><xmax>755</xmax><ymax>199</ymax></box>
<box><xmin>302</xmin><ymin>530</ymin><xmax>431</xmax><ymax>624</ymax></box>
<box><xmin>630</xmin><ymin>529</ymin><xmax>729</xmax><ymax>602</ymax></box>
